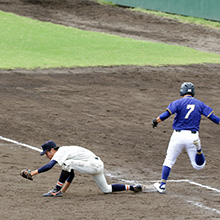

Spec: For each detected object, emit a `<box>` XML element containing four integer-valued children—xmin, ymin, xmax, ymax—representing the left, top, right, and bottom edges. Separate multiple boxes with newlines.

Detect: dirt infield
<box><xmin>0</xmin><ymin>1</ymin><xmax>220</xmax><ymax>219</ymax></box>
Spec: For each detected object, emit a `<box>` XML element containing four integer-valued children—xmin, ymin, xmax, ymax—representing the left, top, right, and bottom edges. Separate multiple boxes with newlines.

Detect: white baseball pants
<box><xmin>163</xmin><ymin>130</ymin><xmax>206</xmax><ymax>170</ymax></box>
<box><xmin>62</xmin><ymin>157</ymin><xmax>112</xmax><ymax>193</ymax></box>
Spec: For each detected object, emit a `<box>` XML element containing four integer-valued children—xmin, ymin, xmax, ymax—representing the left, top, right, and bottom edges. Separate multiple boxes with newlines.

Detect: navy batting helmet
<box><xmin>180</xmin><ymin>82</ymin><xmax>195</xmax><ymax>97</ymax></box>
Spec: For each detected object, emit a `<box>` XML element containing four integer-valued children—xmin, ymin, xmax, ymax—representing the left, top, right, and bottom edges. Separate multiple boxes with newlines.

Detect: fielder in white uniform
<box><xmin>152</xmin><ymin>82</ymin><xmax>220</xmax><ymax>194</ymax></box>
<box><xmin>30</xmin><ymin>140</ymin><xmax>142</xmax><ymax>197</ymax></box>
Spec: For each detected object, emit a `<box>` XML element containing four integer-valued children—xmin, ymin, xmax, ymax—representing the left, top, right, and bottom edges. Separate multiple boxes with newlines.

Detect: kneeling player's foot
<box><xmin>153</xmin><ymin>182</ymin><xmax>166</xmax><ymax>194</ymax></box>
<box><xmin>133</xmin><ymin>184</ymin><xmax>142</xmax><ymax>192</ymax></box>
<box><xmin>42</xmin><ymin>188</ymin><xmax>63</xmax><ymax>197</ymax></box>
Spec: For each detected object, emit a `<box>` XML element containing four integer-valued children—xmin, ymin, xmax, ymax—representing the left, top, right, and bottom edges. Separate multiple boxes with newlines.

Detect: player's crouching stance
<box><xmin>20</xmin><ymin>141</ymin><xmax>142</xmax><ymax>197</ymax></box>
<box><xmin>152</xmin><ymin>82</ymin><xmax>220</xmax><ymax>194</ymax></box>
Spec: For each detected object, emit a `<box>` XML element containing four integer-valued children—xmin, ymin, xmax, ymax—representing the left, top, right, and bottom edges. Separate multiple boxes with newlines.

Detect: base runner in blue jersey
<box><xmin>152</xmin><ymin>82</ymin><xmax>220</xmax><ymax>194</ymax></box>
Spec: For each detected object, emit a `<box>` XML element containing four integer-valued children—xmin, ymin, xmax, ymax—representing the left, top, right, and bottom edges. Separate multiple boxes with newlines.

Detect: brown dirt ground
<box><xmin>0</xmin><ymin>0</ymin><xmax>220</xmax><ymax>219</ymax></box>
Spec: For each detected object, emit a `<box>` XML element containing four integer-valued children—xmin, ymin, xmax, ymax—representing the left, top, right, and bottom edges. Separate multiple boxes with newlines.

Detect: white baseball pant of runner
<box><xmin>62</xmin><ymin>156</ymin><xmax>112</xmax><ymax>193</ymax></box>
<box><xmin>163</xmin><ymin>130</ymin><xmax>206</xmax><ymax>170</ymax></box>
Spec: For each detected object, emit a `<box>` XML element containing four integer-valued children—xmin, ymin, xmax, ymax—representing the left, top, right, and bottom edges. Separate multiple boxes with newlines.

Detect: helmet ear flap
<box><xmin>180</xmin><ymin>82</ymin><xmax>195</xmax><ymax>97</ymax></box>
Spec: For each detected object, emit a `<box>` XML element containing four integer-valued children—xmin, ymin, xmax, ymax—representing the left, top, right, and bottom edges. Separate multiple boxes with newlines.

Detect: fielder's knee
<box><xmin>62</xmin><ymin>163</ymin><xmax>72</xmax><ymax>172</ymax></box>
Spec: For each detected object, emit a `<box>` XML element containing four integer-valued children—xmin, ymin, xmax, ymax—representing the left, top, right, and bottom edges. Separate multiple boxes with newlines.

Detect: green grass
<box><xmin>97</xmin><ymin>0</ymin><xmax>117</xmax><ymax>7</ymax></box>
<box><xmin>1</xmin><ymin>10</ymin><xmax>220</xmax><ymax>69</ymax></box>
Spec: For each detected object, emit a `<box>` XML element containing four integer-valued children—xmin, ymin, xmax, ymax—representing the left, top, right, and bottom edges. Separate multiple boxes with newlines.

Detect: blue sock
<box><xmin>160</xmin><ymin>165</ymin><xmax>171</xmax><ymax>187</ymax></box>
<box><xmin>112</xmin><ymin>184</ymin><xmax>127</xmax><ymax>192</ymax></box>
<box><xmin>195</xmin><ymin>151</ymin><xmax>205</xmax><ymax>165</ymax></box>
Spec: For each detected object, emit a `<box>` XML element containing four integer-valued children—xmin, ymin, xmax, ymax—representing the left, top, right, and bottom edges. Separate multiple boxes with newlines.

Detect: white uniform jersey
<box><xmin>51</xmin><ymin>145</ymin><xmax>112</xmax><ymax>193</ymax></box>
<box><xmin>52</xmin><ymin>146</ymin><xmax>97</xmax><ymax>166</ymax></box>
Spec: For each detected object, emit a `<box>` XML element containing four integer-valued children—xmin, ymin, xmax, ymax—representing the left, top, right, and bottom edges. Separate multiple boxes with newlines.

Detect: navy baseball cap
<box><xmin>40</xmin><ymin>140</ymin><xmax>56</xmax><ymax>156</ymax></box>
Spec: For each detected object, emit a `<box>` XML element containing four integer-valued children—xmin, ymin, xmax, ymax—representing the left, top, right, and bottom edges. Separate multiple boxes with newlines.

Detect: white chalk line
<box><xmin>187</xmin><ymin>200</ymin><xmax>220</xmax><ymax>215</ymax></box>
<box><xmin>105</xmin><ymin>172</ymin><xmax>220</xmax><ymax>215</ymax></box>
<box><xmin>1</xmin><ymin>135</ymin><xmax>219</xmax><ymax>193</ymax></box>
<box><xmin>1</xmin><ymin>136</ymin><xmax>220</xmax><ymax>215</ymax></box>
<box><xmin>105</xmin><ymin>172</ymin><xmax>220</xmax><ymax>194</ymax></box>
<box><xmin>0</xmin><ymin>136</ymin><xmax>41</xmax><ymax>152</ymax></box>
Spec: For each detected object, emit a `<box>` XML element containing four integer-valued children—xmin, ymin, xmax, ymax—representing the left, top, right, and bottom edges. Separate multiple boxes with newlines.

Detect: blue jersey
<box><xmin>167</xmin><ymin>96</ymin><xmax>213</xmax><ymax>131</ymax></box>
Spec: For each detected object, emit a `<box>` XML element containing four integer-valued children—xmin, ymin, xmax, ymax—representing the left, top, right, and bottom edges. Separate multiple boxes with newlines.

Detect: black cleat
<box><xmin>133</xmin><ymin>184</ymin><xmax>142</xmax><ymax>192</ymax></box>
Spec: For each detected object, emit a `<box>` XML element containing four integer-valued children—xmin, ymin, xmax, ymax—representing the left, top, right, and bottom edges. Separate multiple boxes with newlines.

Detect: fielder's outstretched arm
<box><xmin>31</xmin><ymin>160</ymin><xmax>57</xmax><ymax>176</ymax></box>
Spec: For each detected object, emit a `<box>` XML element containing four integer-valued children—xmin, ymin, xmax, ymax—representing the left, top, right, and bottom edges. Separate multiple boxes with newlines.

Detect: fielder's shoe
<box><xmin>42</xmin><ymin>188</ymin><xmax>63</xmax><ymax>197</ymax></box>
<box><xmin>153</xmin><ymin>182</ymin><xmax>166</xmax><ymax>194</ymax></box>
<box><xmin>133</xmin><ymin>184</ymin><xmax>142</xmax><ymax>192</ymax></box>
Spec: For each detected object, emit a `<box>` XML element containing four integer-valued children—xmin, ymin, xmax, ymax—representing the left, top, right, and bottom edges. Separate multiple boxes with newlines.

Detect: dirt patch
<box><xmin>1</xmin><ymin>0</ymin><xmax>220</xmax><ymax>53</ymax></box>
<box><xmin>0</xmin><ymin>1</ymin><xmax>220</xmax><ymax>219</ymax></box>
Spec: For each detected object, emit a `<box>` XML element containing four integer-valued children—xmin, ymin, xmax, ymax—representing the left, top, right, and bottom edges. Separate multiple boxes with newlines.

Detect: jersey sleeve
<box><xmin>166</xmin><ymin>100</ymin><xmax>178</xmax><ymax>115</ymax></box>
<box><xmin>209</xmin><ymin>113</ymin><xmax>220</xmax><ymax>124</ymax></box>
<box><xmin>159</xmin><ymin>110</ymin><xmax>171</xmax><ymax>121</ymax></box>
<box><xmin>201</xmin><ymin>102</ymin><xmax>213</xmax><ymax>117</ymax></box>
<box><xmin>52</xmin><ymin>148</ymin><xmax>70</xmax><ymax>166</ymax></box>
<box><xmin>38</xmin><ymin>160</ymin><xmax>57</xmax><ymax>173</ymax></box>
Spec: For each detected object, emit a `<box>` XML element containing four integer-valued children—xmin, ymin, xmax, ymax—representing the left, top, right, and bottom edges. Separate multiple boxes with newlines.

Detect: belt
<box><xmin>175</xmin><ymin>130</ymin><xmax>197</xmax><ymax>134</ymax></box>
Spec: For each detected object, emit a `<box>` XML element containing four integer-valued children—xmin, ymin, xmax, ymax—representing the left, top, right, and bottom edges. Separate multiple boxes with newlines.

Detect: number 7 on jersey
<box><xmin>185</xmin><ymin>104</ymin><xmax>195</xmax><ymax>119</ymax></box>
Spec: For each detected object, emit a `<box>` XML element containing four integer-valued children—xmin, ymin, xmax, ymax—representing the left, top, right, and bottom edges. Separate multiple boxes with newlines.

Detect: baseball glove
<box><xmin>152</xmin><ymin>118</ymin><xmax>158</xmax><ymax>128</ymax></box>
<box><xmin>20</xmin><ymin>169</ymin><xmax>33</xmax><ymax>181</ymax></box>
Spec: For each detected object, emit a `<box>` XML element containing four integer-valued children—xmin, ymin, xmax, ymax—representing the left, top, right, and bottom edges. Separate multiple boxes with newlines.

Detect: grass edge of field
<box><xmin>98</xmin><ymin>0</ymin><xmax>220</xmax><ymax>30</ymax></box>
